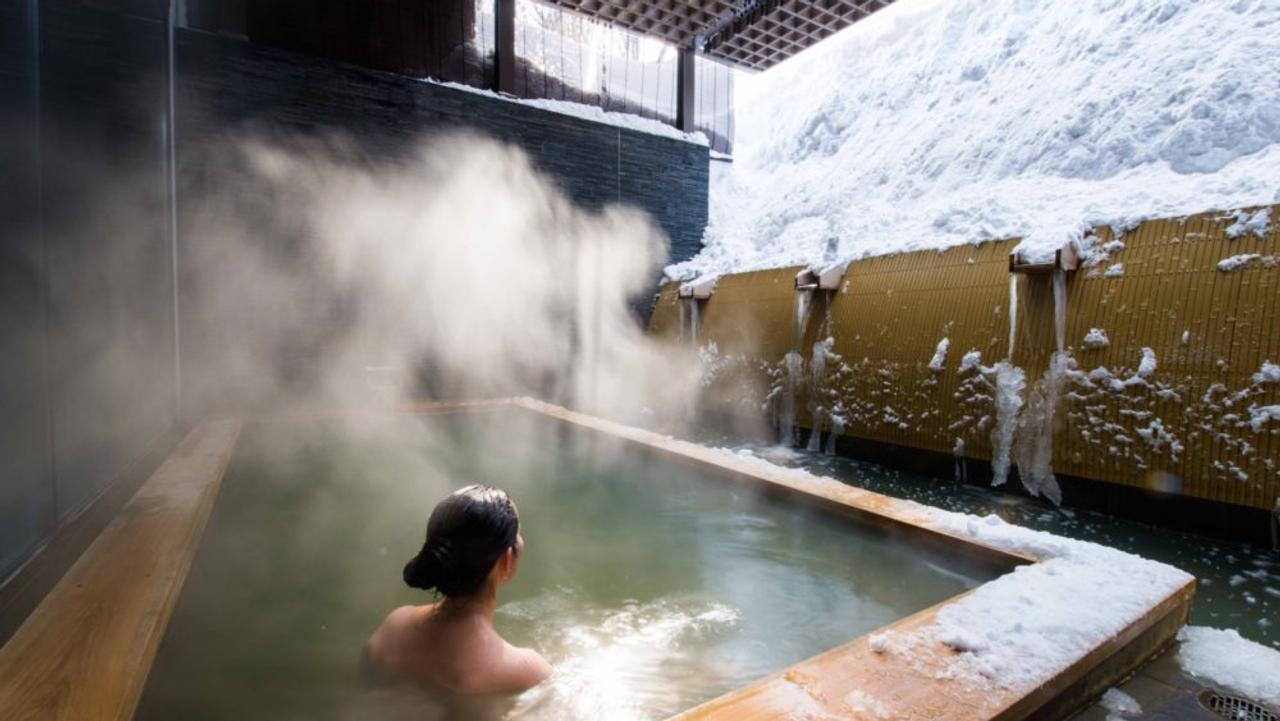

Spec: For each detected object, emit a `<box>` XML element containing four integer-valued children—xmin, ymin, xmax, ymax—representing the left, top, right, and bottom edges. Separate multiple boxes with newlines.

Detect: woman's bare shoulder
<box><xmin>491</xmin><ymin>643</ymin><xmax>552</xmax><ymax>694</ymax></box>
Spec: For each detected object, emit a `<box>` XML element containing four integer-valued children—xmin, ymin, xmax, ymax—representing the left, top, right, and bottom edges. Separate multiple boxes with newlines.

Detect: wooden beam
<box><xmin>494</xmin><ymin>0</ymin><xmax>516</xmax><ymax>93</ymax></box>
<box><xmin>676</xmin><ymin>45</ymin><xmax>697</xmax><ymax>133</ymax></box>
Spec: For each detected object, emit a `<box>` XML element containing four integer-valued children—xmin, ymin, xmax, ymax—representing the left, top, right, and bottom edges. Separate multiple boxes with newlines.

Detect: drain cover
<box><xmin>1198</xmin><ymin>689</ymin><xmax>1279</xmax><ymax>721</ymax></box>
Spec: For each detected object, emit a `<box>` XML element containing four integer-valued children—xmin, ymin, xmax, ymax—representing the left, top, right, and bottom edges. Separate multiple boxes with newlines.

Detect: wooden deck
<box><xmin>0</xmin><ymin>401</ymin><xmax>1195</xmax><ymax>721</ymax></box>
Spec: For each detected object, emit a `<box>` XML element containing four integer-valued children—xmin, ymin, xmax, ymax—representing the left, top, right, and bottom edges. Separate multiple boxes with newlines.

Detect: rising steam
<box><xmin>181</xmin><ymin>132</ymin><xmax>696</xmax><ymax>423</ymax></box>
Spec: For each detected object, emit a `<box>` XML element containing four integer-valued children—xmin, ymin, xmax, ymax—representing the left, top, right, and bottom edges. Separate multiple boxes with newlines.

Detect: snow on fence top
<box><xmin>668</xmin><ymin>0</ymin><xmax>1280</xmax><ymax>280</ymax></box>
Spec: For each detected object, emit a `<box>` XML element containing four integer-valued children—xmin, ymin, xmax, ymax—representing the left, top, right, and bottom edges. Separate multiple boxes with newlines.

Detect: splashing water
<box><xmin>506</xmin><ymin>596</ymin><xmax>741</xmax><ymax>721</ymax></box>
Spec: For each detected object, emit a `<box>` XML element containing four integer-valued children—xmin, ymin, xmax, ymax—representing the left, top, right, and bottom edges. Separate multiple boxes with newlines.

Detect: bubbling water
<box><xmin>506</xmin><ymin>596</ymin><xmax>741</xmax><ymax>721</ymax></box>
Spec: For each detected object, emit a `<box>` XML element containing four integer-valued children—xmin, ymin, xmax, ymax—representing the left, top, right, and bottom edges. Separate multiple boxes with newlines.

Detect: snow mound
<box><xmin>893</xmin><ymin>509</ymin><xmax>1193</xmax><ymax>691</ymax></box>
<box><xmin>1177</xmin><ymin>626</ymin><xmax>1280</xmax><ymax>709</ymax></box>
<box><xmin>670</xmin><ymin>0</ymin><xmax>1280</xmax><ymax>279</ymax></box>
<box><xmin>1083</xmin><ymin>328</ymin><xmax>1110</xmax><ymax>349</ymax></box>
<box><xmin>1218</xmin><ymin>253</ymin><xmax>1277</xmax><ymax>271</ymax></box>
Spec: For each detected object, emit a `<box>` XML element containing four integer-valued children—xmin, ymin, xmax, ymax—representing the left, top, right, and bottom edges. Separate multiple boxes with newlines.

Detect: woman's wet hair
<box><xmin>403</xmin><ymin>485</ymin><xmax>520</xmax><ymax>597</ymax></box>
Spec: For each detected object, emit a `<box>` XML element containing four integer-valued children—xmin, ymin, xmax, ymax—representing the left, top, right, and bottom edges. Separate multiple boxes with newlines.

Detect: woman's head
<box><xmin>403</xmin><ymin>485</ymin><xmax>522</xmax><ymax>598</ymax></box>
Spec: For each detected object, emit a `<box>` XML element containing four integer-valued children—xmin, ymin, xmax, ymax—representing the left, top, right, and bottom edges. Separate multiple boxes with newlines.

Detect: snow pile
<box><xmin>670</xmin><ymin>0</ymin><xmax>1280</xmax><ymax>279</ymax></box>
<box><xmin>1082</xmin><ymin>328</ymin><xmax>1110</xmax><ymax>349</ymax></box>
<box><xmin>1137</xmin><ymin>347</ymin><xmax>1157</xmax><ymax>377</ymax></box>
<box><xmin>1249</xmin><ymin>405</ymin><xmax>1280</xmax><ymax>433</ymax></box>
<box><xmin>1218</xmin><ymin>253</ymin><xmax>1276</xmax><ymax>271</ymax></box>
<box><xmin>1225</xmin><ymin>207</ymin><xmax>1273</xmax><ymax>239</ymax></box>
<box><xmin>1176</xmin><ymin>626</ymin><xmax>1280</xmax><ymax>709</ymax></box>
<box><xmin>429</xmin><ymin>80</ymin><xmax>708</xmax><ymax>146</ymax></box>
<box><xmin>1099</xmin><ymin>688</ymin><xmax>1142</xmax><ymax>721</ymax></box>
<box><xmin>1254</xmin><ymin>361</ymin><xmax>1280</xmax><ymax>385</ymax></box>
<box><xmin>890</xmin><ymin>509</ymin><xmax>1193</xmax><ymax>692</ymax></box>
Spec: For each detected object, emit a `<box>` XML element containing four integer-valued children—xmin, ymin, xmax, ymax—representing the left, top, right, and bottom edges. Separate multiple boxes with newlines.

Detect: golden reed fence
<box><xmin>651</xmin><ymin>204</ymin><xmax>1279</xmax><ymax>511</ymax></box>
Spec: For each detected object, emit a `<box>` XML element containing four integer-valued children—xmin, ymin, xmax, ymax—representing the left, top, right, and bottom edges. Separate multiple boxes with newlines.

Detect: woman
<box><xmin>365</xmin><ymin>485</ymin><xmax>551</xmax><ymax>695</ymax></box>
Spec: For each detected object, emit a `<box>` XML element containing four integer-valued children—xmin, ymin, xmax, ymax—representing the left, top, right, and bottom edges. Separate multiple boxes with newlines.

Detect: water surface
<box><xmin>136</xmin><ymin>409</ymin><xmax>999</xmax><ymax>721</ymax></box>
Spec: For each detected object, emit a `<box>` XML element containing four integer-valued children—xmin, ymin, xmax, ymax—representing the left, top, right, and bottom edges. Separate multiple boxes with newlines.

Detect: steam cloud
<box><xmin>181</xmin><ymin>132</ymin><xmax>698</xmax><ymax>424</ymax></box>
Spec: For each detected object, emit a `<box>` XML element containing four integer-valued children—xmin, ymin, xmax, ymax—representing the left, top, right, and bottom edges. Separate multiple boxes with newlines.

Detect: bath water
<box><xmin>134</xmin><ymin>409</ymin><xmax>999</xmax><ymax>721</ymax></box>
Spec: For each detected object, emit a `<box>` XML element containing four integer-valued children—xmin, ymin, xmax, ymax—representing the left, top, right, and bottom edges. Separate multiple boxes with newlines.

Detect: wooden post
<box><xmin>676</xmin><ymin>46</ymin><xmax>696</xmax><ymax>133</ymax></box>
<box><xmin>495</xmin><ymin>0</ymin><xmax>515</xmax><ymax>93</ymax></box>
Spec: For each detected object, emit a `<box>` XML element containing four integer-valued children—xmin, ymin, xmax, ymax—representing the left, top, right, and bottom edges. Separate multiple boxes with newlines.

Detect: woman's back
<box><xmin>365</xmin><ymin>604</ymin><xmax>549</xmax><ymax>695</ymax></box>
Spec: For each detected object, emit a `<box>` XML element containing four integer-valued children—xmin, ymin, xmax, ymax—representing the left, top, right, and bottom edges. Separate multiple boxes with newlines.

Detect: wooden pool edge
<box><xmin>0</xmin><ymin>400</ymin><xmax>1195</xmax><ymax>721</ymax></box>
<box><xmin>0</xmin><ymin>418</ymin><xmax>242</xmax><ymax>721</ymax></box>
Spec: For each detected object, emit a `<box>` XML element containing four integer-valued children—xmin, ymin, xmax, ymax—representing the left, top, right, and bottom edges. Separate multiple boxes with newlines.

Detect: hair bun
<box><xmin>402</xmin><ymin>553</ymin><xmax>437</xmax><ymax>590</ymax></box>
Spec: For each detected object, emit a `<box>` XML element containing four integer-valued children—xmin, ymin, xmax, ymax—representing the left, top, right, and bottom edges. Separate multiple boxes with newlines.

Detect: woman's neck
<box><xmin>436</xmin><ymin>587</ymin><xmax>498</xmax><ymax>623</ymax></box>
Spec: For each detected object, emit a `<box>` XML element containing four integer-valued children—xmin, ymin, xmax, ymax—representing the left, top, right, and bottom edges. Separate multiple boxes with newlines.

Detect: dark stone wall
<box><xmin>0</xmin><ymin>6</ymin><xmax>708</xmax><ymax>583</ymax></box>
<box><xmin>0</xmin><ymin>1</ymin><xmax>177</xmax><ymax>583</ymax></box>
<box><xmin>0</xmin><ymin>0</ymin><xmax>55</xmax><ymax>581</ymax></box>
<box><xmin>174</xmin><ymin>28</ymin><xmax>708</xmax><ymax>261</ymax></box>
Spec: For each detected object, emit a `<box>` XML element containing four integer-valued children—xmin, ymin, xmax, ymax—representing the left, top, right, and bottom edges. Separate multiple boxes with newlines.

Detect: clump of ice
<box><xmin>1248</xmin><ymin>405</ymin><xmax>1280</xmax><ymax>433</ymax></box>
<box><xmin>1100</xmin><ymin>688</ymin><xmax>1142</xmax><ymax>721</ymax></box>
<box><xmin>669</xmin><ymin>0</ymin><xmax>1280</xmax><ymax>279</ymax></box>
<box><xmin>1137</xmin><ymin>348</ymin><xmax>1157</xmax><ymax>377</ymax></box>
<box><xmin>989</xmin><ymin>361</ymin><xmax>1026</xmax><ymax>488</ymax></box>
<box><xmin>1176</xmin><ymin>626</ymin><xmax>1280</xmax><ymax>709</ymax></box>
<box><xmin>1082</xmin><ymin>328</ymin><xmax>1110</xmax><ymax>349</ymax></box>
<box><xmin>959</xmin><ymin>349</ymin><xmax>983</xmax><ymax>373</ymax></box>
<box><xmin>1254</xmin><ymin>361</ymin><xmax>1280</xmax><ymax>385</ymax></box>
<box><xmin>843</xmin><ymin>689</ymin><xmax>891</xmax><ymax>720</ymax></box>
<box><xmin>1013</xmin><ymin>352</ymin><xmax>1068</xmax><ymax>504</ymax></box>
<box><xmin>1224</xmin><ymin>207</ymin><xmax>1272</xmax><ymax>239</ymax></box>
<box><xmin>928</xmin><ymin>337</ymin><xmax>950</xmax><ymax>373</ymax></box>
<box><xmin>1103</xmin><ymin>264</ymin><xmax>1125</xmax><ymax>278</ymax></box>
<box><xmin>1218</xmin><ymin>253</ymin><xmax>1277</xmax><ymax>271</ymax></box>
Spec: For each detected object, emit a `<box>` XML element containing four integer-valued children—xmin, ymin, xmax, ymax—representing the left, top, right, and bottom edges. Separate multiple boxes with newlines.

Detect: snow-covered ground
<box><xmin>668</xmin><ymin>0</ymin><xmax>1280</xmax><ymax>279</ymax></box>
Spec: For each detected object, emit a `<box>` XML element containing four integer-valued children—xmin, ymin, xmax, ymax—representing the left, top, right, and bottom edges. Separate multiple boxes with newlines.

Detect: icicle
<box><xmin>781</xmin><ymin>351</ymin><xmax>803</xmax><ymax>445</ymax></box>
<box><xmin>1014</xmin><ymin>351</ymin><xmax>1068</xmax><ymax>504</ymax></box>
<box><xmin>1007</xmin><ymin>275</ymin><xmax>1019</xmax><ymax>360</ymax></box>
<box><xmin>989</xmin><ymin>361</ymin><xmax>1026</xmax><ymax>487</ymax></box>
<box><xmin>825</xmin><ymin>415</ymin><xmax>845</xmax><ymax>455</ymax></box>
<box><xmin>806</xmin><ymin>338</ymin><xmax>830</xmax><ymax>452</ymax></box>
<box><xmin>690</xmin><ymin>298</ymin><xmax>701</xmax><ymax>348</ymax></box>
<box><xmin>1052</xmin><ymin>268</ymin><xmax>1067</xmax><ymax>354</ymax></box>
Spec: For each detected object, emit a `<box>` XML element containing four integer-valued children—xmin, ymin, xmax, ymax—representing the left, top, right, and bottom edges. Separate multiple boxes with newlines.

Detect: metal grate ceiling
<box><xmin>544</xmin><ymin>0</ymin><xmax>897</xmax><ymax>71</ymax></box>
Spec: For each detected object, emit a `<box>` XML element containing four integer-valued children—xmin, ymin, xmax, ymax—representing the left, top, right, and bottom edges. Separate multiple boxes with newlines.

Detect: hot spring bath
<box><xmin>0</xmin><ymin>400</ymin><xmax>1193</xmax><ymax>721</ymax></box>
<box><xmin>132</xmin><ymin>407</ymin><xmax>1007</xmax><ymax>721</ymax></box>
